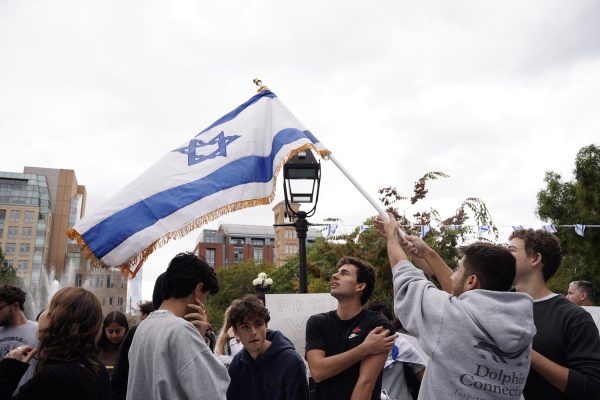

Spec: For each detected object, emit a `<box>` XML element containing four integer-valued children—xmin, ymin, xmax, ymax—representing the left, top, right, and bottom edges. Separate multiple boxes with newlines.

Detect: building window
<box><xmin>233</xmin><ymin>247</ymin><xmax>244</xmax><ymax>263</ymax></box>
<box><xmin>204</xmin><ymin>230</ymin><xmax>217</xmax><ymax>243</ymax></box>
<box><xmin>19</xmin><ymin>243</ymin><xmax>30</xmax><ymax>255</ymax></box>
<box><xmin>230</xmin><ymin>237</ymin><xmax>245</xmax><ymax>246</ymax></box>
<box><xmin>5</xmin><ymin>243</ymin><xmax>16</xmax><ymax>255</ymax></box>
<box><xmin>75</xmin><ymin>274</ymin><xmax>83</xmax><ymax>287</ymax></box>
<box><xmin>109</xmin><ymin>297</ymin><xmax>113</xmax><ymax>306</ymax></box>
<box><xmin>17</xmin><ymin>260</ymin><xmax>28</xmax><ymax>273</ymax></box>
<box><xmin>5</xmin><ymin>260</ymin><xmax>14</xmax><ymax>268</ymax></box>
<box><xmin>285</xmin><ymin>230</ymin><xmax>296</xmax><ymax>239</ymax></box>
<box><xmin>9</xmin><ymin>210</ymin><xmax>20</xmax><ymax>223</ymax></box>
<box><xmin>0</xmin><ymin>210</ymin><xmax>5</xmax><ymax>222</ymax></box>
<box><xmin>107</xmin><ymin>275</ymin><xmax>114</xmax><ymax>288</ymax></box>
<box><xmin>7</xmin><ymin>226</ymin><xmax>18</xmax><ymax>239</ymax></box>
<box><xmin>96</xmin><ymin>275</ymin><xmax>104</xmax><ymax>288</ymax></box>
<box><xmin>24</xmin><ymin>211</ymin><xmax>34</xmax><ymax>224</ymax></box>
<box><xmin>117</xmin><ymin>297</ymin><xmax>124</xmax><ymax>306</ymax></box>
<box><xmin>251</xmin><ymin>238</ymin><xmax>264</xmax><ymax>246</ymax></box>
<box><xmin>253</xmin><ymin>247</ymin><xmax>263</xmax><ymax>263</ymax></box>
<box><xmin>21</xmin><ymin>227</ymin><xmax>32</xmax><ymax>240</ymax></box>
<box><xmin>205</xmin><ymin>248</ymin><xmax>216</xmax><ymax>268</ymax></box>
<box><xmin>120</xmin><ymin>276</ymin><xmax>126</xmax><ymax>288</ymax></box>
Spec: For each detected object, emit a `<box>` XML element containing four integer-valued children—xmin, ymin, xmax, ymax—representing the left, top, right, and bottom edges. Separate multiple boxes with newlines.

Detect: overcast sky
<box><xmin>2</xmin><ymin>1</ymin><xmax>599</xmax><ymax>300</ymax></box>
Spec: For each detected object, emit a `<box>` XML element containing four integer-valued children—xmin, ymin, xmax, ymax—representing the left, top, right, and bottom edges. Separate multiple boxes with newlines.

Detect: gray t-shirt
<box><xmin>0</xmin><ymin>320</ymin><xmax>39</xmax><ymax>393</ymax></box>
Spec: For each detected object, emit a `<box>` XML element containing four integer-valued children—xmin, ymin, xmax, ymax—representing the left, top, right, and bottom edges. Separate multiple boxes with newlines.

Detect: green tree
<box><xmin>0</xmin><ymin>247</ymin><xmax>18</xmax><ymax>285</ymax></box>
<box><xmin>537</xmin><ymin>144</ymin><xmax>600</xmax><ymax>297</ymax></box>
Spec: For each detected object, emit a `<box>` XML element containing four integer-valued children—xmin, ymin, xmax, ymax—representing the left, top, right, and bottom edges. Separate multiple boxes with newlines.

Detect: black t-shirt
<box><xmin>305</xmin><ymin>309</ymin><xmax>394</xmax><ymax>400</ymax></box>
<box><xmin>524</xmin><ymin>294</ymin><xmax>600</xmax><ymax>399</ymax></box>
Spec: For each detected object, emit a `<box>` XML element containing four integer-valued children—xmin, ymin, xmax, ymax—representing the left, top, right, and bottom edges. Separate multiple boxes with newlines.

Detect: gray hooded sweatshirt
<box><xmin>392</xmin><ymin>260</ymin><xmax>536</xmax><ymax>400</ymax></box>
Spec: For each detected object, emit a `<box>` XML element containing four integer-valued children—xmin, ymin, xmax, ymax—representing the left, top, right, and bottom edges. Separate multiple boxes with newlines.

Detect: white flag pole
<box><xmin>327</xmin><ymin>154</ymin><xmax>406</xmax><ymax>239</ymax></box>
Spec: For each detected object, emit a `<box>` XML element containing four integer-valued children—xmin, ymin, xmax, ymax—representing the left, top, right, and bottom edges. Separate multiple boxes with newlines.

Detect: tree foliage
<box><xmin>0</xmin><ymin>247</ymin><xmax>19</xmax><ymax>285</ymax></box>
<box><xmin>207</xmin><ymin>171</ymin><xmax>497</xmax><ymax>330</ymax></box>
<box><xmin>537</xmin><ymin>144</ymin><xmax>600</xmax><ymax>296</ymax></box>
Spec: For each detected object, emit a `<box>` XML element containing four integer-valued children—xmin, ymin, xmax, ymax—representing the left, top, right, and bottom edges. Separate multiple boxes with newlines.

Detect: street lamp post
<box><xmin>253</xmin><ymin>272</ymin><xmax>273</xmax><ymax>294</ymax></box>
<box><xmin>274</xmin><ymin>150</ymin><xmax>323</xmax><ymax>293</ymax></box>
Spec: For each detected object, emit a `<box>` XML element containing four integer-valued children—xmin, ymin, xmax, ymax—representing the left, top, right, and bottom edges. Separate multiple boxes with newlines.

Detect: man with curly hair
<box><xmin>227</xmin><ymin>295</ymin><xmax>308</xmax><ymax>400</ymax></box>
<box><xmin>509</xmin><ymin>229</ymin><xmax>600</xmax><ymax>399</ymax></box>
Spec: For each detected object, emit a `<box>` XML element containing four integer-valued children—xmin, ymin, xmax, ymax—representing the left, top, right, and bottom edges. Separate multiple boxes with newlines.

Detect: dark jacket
<box><xmin>227</xmin><ymin>330</ymin><xmax>308</xmax><ymax>400</ymax></box>
<box><xmin>0</xmin><ymin>358</ymin><xmax>109</xmax><ymax>400</ymax></box>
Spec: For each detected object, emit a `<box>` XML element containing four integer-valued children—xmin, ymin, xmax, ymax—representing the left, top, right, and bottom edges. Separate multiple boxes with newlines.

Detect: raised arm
<box><xmin>374</xmin><ymin>215</ymin><xmax>453</xmax><ymax>293</ymax></box>
<box><xmin>306</xmin><ymin>326</ymin><xmax>396</xmax><ymax>383</ymax></box>
<box><xmin>403</xmin><ymin>235</ymin><xmax>453</xmax><ymax>294</ymax></box>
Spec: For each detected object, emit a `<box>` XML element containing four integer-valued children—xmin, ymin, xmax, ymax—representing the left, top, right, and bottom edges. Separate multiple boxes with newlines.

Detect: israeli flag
<box><xmin>512</xmin><ymin>225</ymin><xmax>524</xmax><ymax>231</ymax></box>
<box><xmin>543</xmin><ymin>224</ymin><xmax>557</xmax><ymax>233</ymax></box>
<box><xmin>575</xmin><ymin>224</ymin><xmax>586</xmax><ymax>237</ymax></box>
<box><xmin>420</xmin><ymin>225</ymin><xmax>431</xmax><ymax>238</ymax></box>
<box><xmin>326</xmin><ymin>223</ymin><xmax>338</xmax><ymax>238</ymax></box>
<box><xmin>68</xmin><ymin>89</ymin><xmax>329</xmax><ymax>276</ymax></box>
<box><xmin>478</xmin><ymin>225</ymin><xmax>490</xmax><ymax>235</ymax></box>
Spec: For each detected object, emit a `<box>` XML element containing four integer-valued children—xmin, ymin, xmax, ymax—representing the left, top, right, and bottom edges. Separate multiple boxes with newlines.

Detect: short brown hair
<box><xmin>336</xmin><ymin>256</ymin><xmax>376</xmax><ymax>305</ymax></box>
<box><xmin>228</xmin><ymin>295</ymin><xmax>270</xmax><ymax>329</ymax></box>
<box><xmin>509</xmin><ymin>229</ymin><xmax>562</xmax><ymax>282</ymax></box>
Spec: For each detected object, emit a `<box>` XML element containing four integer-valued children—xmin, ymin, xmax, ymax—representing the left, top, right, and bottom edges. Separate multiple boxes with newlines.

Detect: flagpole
<box><xmin>327</xmin><ymin>153</ymin><xmax>406</xmax><ymax>238</ymax></box>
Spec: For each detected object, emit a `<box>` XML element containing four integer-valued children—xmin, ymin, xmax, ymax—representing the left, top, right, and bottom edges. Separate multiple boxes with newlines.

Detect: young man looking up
<box><xmin>376</xmin><ymin>215</ymin><xmax>535</xmax><ymax>400</ymax></box>
<box><xmin>566</xmin><ymin>280</ymin><xmax>595</xmax><ymax>307</ymax></box>
<box><xmin>305</xmin><ymin>256</ymin><xmax>397</xmax><ymax>400</ymax></box>
<box><xmin>0</xmin><ymin>284</ymin><xmax>39</xmax><ymax>394</ymax></box>
<box><xmin>127</xmin><ymin>253</ymin><xmax>229</xmax><ymax>400</ymax></box>
<box><xmin>509</xmin><ymin>229</ymin><xmax>600</xmax><ymax>399</ymax></box>
<box><xmin>226</xmin><ymin>295</ymin><xmax>309</xmax><ymax>400</ymax></box>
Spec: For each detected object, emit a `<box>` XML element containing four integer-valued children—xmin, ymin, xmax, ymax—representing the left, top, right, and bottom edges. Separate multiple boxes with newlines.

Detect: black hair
<box><xmin>163</xmin><ymin>252</ymin><xmax>219</xmax><ymax>299</ymax></box>
<box><xmin>138</xmin><ymin>301</ymin><xmax>154</xmax><ymax>315</ymax></box>
<box><xmin>462</xmin><ymin>242</ymin><xmax>515</xmax><ymax>292</ymax></box>
<box><xmin>98</xmin><ymin>311</ymin><xmax>129</xmax><ymax>349</ymax></box>
<box><xmin>336</xmin><ymin>256</ymin><xmax>376</xmax><ymax>305</ymax></box>
<box><xmin>0</xmin><ymin>284</ymin><xmax>26</xmax><ymax>310</ymax></box>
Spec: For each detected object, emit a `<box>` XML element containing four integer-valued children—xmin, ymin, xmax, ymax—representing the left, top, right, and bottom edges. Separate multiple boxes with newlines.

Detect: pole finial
<box><xmin>253</xmin><ymin>78</ymin><xmax>267</xmax><ymax>92</ymax></box>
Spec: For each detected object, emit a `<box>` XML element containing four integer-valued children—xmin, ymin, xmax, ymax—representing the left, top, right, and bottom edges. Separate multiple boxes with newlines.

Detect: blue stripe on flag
<box><xmin>83</xmin><ymin>127</ymin><xmax>315</xmax><ymax>258</ymax></box>
<box><xmin>198</xmin><ymin>90</ymin><xmax>277</xmax><ymax>136</ymax></box>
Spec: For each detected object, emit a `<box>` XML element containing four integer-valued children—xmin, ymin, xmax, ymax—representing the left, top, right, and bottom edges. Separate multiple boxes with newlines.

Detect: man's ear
<box><xmin>355</xmin><ymin>282</ymin><xmax>366</xmax><ymax>296</ymax></box>
<box><xmin>465</xmin><ymin>274</ymin><xmax>480</xmax><ymax>291</ymax></box>
<box><xmin>531</xmin><ymin>252</ymin><xmax>543</xmax><ymax>269</ymax></box>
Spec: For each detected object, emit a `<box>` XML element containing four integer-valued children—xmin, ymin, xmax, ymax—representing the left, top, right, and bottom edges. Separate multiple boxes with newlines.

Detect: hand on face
<box><xmin>185</xmin><ymin>297</ymin><xmax>211</xmax><ymax>338</ymax></box>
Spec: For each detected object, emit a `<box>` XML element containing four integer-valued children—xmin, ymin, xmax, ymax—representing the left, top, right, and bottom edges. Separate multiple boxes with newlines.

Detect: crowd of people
<box><xmin>1</xmin><ymin>221</ymin><xmax>600</xmax><ymax>399</ymax></box>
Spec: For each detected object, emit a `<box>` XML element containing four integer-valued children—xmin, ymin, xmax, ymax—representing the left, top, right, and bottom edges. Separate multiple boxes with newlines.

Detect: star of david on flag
<box><xmin>325</xmin><ymin>223</ymin><xmax>338</xmax><ymax>238</ymax></box>
<box><xmin>68</xmin><ymin>89</ymin><xmax>329</xmax><ymax>277</ymax></box>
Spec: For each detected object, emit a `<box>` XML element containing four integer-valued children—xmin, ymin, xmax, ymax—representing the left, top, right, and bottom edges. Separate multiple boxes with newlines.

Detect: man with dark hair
<box><xmin>566</xmin><ymin>280</ymin><xmax>595</xmax><ymax>306</ymax></box>
<box><xmin>509</xmin><ymin>229</ymin><xmax>600</xmax><ymax>399</ymax></box>
<box><xmin>0</xmin><ymin>284</ymin><xmax>38</xmax><ymax>394</ymax></box>
<box><xmin>127</xmin><ymin>253</ymin><xmax>229</xmax><ymax>399</ymax></box>
<box><xmin>227</xmin><ymin>295</ymin><xmax>308</xmax><ymax>400</ymax></box>
<box><xmin>305</xmin><ymin>256</ymin><xmax>397</xmax><ymax>400</ymax></box>
<box><xmin>376</xmin><ymin>216</ymin><xmax>535</xmax><ymax>399</ymax></box>
<box><xmin>137</xmin><ymin>301</ymin><xmax>154</xmax><ymax>321</ymax></box>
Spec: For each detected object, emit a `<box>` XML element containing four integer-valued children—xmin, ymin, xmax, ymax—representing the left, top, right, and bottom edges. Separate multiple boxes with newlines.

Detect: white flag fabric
<box><xmin>68</xmin><ymin>89</ymin><xmax>329</xmax><ymax>277</ymax></box>
<box><xmin>575</xmin><ymin>224</ymin><xmax>586</xmax><ymax>237</ymax></box>
<box><xmin>478</xmin><ymin>225</ymin><xmax>490</xmax><ymax>235</ymax></box>
<box><xmin>325</xmin><ymin>223</ymin><xmax>338</xmax><ymax>238</ymax></box>
<box><xmin>420</xmin><ymin>225</ymin><xmax>431</xmax><ymax>238</ymax></box>
<box><xmin>543</xmin><ymin>224</ymin><xmax>557</xmax><ymax>233</ymax></box>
